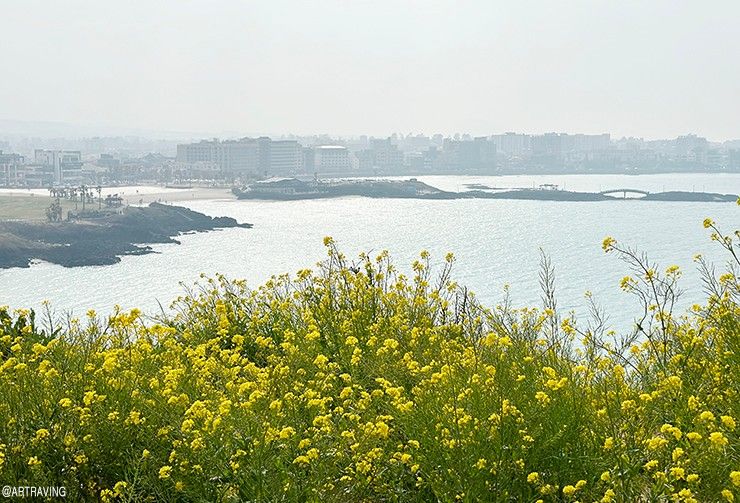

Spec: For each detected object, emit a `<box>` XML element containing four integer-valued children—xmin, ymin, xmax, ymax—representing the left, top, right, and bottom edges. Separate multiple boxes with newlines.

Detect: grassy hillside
<box><xmin>0</xmin><ymin>217</ymin><xmax>738</xmax><ymax>502</ymax></box>
<box><xmin>0</xmin><ymin>195</ymin><xmax>60</xmax><ymax>221</ymax></box>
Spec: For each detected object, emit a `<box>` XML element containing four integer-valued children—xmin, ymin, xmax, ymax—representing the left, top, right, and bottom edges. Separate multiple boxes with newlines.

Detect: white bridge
<box><xmin>599</xmin><ymin>188</ymin><xmax>650</xmax><ymax>198</ymax></box>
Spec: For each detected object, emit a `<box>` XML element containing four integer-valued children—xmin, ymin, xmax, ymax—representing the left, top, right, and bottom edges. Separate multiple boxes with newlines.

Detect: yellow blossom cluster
<box><xmin>0</xmin><ymin>218</ymin><xmax>738</xmax><ymax>501</ymax></box>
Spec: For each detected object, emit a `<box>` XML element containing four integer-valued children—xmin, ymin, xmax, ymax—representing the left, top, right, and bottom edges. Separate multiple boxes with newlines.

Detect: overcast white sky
<box><xmin>1</xmin><ymin>0</ymin><xmax>738</xmax><ymax>140</ymax></box>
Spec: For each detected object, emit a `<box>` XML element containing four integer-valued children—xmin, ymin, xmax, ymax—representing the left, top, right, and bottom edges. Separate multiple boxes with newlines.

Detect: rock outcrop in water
<box><xmin>641</xmin><ymin>191</ymin><xmax>737</xmax><ymax>202</ymax></box>
<box><xmin>0</xmin><ymin>203</ymin><xmax>252</xmax><ymax>269</ymax></box>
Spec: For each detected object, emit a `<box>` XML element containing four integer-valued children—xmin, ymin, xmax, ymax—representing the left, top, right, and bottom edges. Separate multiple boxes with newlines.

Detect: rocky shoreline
<box><xmin>0</xmin><ymin>203</ymin><xmax>251</xmax><ymax>269</ymax></box>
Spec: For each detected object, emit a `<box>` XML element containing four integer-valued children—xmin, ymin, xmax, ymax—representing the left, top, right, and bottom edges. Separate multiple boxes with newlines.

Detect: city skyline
<box><xmin>1</xmin><ymin>118</ymin><xmax>738</xmax><ymax>146</ymax></box>
<box><xmin>4</xmin><ymin>129</ymin><xmax>739</xmax><ymax>188</ymax></box>
<box><xmin>2</xmin><ymin>1</ymin><xmax>740</xmax><ymax>140</ymax></box>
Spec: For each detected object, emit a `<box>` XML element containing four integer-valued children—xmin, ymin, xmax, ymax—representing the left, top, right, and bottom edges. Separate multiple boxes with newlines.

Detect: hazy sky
<box><xmin>2</xmin><ymin>0</ymin><xmax>739</xmax><ymax>140</ymax></box>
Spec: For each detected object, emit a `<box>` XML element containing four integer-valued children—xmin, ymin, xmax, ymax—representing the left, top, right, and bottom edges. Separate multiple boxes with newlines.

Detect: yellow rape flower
<box><xmin>709</xmin><ymin>432</ymin><xmax>729</xmax><ymax>448</ymax></box>
<box><xmin>731</xmin><ymin>471</ymin><xmax>740</xmax><ymax>487</ymax></box>
<box><xmin>721</xmin><ymin>416</ymin><xmax>736</xmax><ymax>430</ymax></box>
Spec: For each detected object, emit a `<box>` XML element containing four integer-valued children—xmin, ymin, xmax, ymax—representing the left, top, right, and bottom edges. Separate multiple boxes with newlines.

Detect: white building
<box><xmin>269</xmin><ymin>140</ymin><xmax>302</xmax><ymax>175</ymax></box>
<box><xmin>34</xmin><ymin>149</ymin><xmax>83</xmax><ymax>185</ymax></box>
<box><xmin>177</xmin><ymin>139</ymin><xmax>258</xmax><ymax>174</ymax></box>
<box><xmin>0</xmin><ymin>151</ymin><xmax>25</xmax><ymax>186</ymax></box>
<box><xmin>492</xmin><ymin>133</ymin><xmax>532</xmax><ymax>157</ymax></box>
<box><xmin>314</xmin><ymin>145</ymin><xmax>351</xmax><ymax>172</ymax></box>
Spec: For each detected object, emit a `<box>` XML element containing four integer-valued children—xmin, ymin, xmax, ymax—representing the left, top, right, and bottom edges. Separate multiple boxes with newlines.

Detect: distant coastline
<box><xmin>0</xmin><ymin>203</ymin><xmax>251</xmax><ymax>269</ymax></box>
<box><xmin>233</xmin><ymin>178</ymin><xmax>738</xmax><ymax>203</ymax></box>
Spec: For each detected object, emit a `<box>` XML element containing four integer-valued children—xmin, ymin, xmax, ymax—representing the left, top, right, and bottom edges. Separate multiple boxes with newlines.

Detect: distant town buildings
<box><xmin>176</xmin><ymin>137</ymin><xmax>301</xmax><ymax>177</ymax></box>
<box><xmin>0</xmin><ymin>131</ymin><xmax>739</xmax><ymax>188</ymax></box>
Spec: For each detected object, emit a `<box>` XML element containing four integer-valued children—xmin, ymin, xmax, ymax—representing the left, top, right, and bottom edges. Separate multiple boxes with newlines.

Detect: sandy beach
<box><xmin>112</xmin><ymin>186</ymin><xmax>236</xmax><ymax>205</ymax></box>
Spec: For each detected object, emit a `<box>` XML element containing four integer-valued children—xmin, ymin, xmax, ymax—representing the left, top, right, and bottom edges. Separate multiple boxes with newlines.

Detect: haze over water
<box><xmin>1</xmin><ymin>173</ymin><xmax>738</xmax><ymax>331</ymax></box>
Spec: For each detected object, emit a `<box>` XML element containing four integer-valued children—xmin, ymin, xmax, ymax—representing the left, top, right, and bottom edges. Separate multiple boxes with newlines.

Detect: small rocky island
<box><xmin>0</xmin><ymin>203</ymin><xmax>251</xmax><ymax>269</ymax></box>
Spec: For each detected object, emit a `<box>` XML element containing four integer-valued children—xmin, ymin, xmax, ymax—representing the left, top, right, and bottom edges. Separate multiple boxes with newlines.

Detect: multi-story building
<box><xmin>356</xmin><ymin>138</ymin><xmax>404</xmax><ymax>172</ymax></box>
<box><xmin>257</xmin><ymin>137</ymin><xmax>271</xmax><ymax>174</ymax></box>
<box><xmin>355</xmin><ymin>149</ymin><xmax>376</xmax><ymax>171</ymax></box>
<box><xmin>314</xmin><ymin>145</ymin><xmax>351</xmax><ymax>173</ymax></box>
<box><xmin>268</xmin><ymin>140</ymin><xmax>302</xmax><ymax>175</ymax></box>
<box><xmin>177</xmin><ymin>140</ymin><xmax>216</xmax><ymax>163</ymax></box>
<box><xmin>492</xmin><ymin>133</ymin><xmax>532</xmax><ymax>157</ymax></box>
<box><xmin>177</xmin><ymin>137</ymin><xmax>302</xmax><ymax>176</ymax></box>
<box><xmin>302</xmin><ymin>147</ymin><xmax>315</xmax><ymax>173</ymax></box>
<box><xmin>34</xmin><ymin>149</ymin><xmax>83</xmax><ymax>185</ymax></box>
<box><xmin>531</xmin><ymin>133</ymin><xmax>611</xmax><ymax>158</ymax></box>
<box><xmin>0</xmin><ymin>151</ymin><xmax>25</xmax><ymax>186</ymax></box>
<box><xmin>531</xmin><ymin>133</ymin><xmax>565</xmax><ymax>157</ymax></box>
<box><xmin>456</xmin><ymin>137</ymin><xmax>497</xmax><ymax>172</ymax></box>
<box><xmin>372</xmin><ymin>138</ymin><xmax>404</xmax><ymax>170</ymax></box>
<box><xmin>728</xmin><ymin>149</ymin><xmax>740</xmax><ymax>170</ymax></box>
<box><xmin>177</xmin><ymin>139</ymin><xmax>258</xmax><ymax>175</ymax></box>
<box><xmin>571</xmin><ymin>133</ymin><xmax>610</xmax><ymax>152</ymax></box>
<box><xmin>400</xmin><ymin>134</ymin><xmax>432</xmax><ymax>153</ymax></box>
<box><xmin>674</xmin><ymin>134</ymin><xmax>709</xmax><ymax>156</ymax></box>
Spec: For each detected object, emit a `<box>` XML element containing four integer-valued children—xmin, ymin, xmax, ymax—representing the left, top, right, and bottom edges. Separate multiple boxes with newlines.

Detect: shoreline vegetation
<box><xmin>0</xmin><ymin>217</ymin><xmax>737</xmax><ymax>501</ymax></box>
<box><xmin>0</xmin><ymin>203</ymin><xmax>251</xmax><ymax>269</ymax></box>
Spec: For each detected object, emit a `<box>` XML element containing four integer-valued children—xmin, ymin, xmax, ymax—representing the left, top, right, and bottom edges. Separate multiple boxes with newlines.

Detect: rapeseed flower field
<box><xmin>0</xmin><ymin>216</ymin><xmax>738</xmax><ymax>502</ymax></box>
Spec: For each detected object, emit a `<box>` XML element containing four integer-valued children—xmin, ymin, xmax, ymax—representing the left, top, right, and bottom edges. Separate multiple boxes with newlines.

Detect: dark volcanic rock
<box><xmin>642</xmin><ymin>191</ymin><xmax>737</xmax><ymax>202</ymax></box>
<box><xmin>0</xmin><ymin>203</ymin><xmax>251</xmax><ymax>269</ymax></box>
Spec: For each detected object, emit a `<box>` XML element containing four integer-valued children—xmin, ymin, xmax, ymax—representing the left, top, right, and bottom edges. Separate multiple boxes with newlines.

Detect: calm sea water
<box><xmin>1</xmin><ymin>173</ymin><xmax>738</xmax><ymax>331</ymax></box>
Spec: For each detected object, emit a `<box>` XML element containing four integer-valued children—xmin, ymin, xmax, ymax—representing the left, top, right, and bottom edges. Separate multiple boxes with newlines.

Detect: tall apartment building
<box><xmin>177</xmin><ymin>139</ymin><xmax>258</xmax><ymax>174</ymax></box>
<box><xmin>371</xmin><ymin>138</ymin><xmax>403</xmax><ymax>169</ymax></box>
<box><xmin>314</xmin><ymin>145</ymin><xmax>351</xmax><ymax>172</ymax></box>
<box><xmin>177</xmin><ymin>138</ymin><xmax>302</xmax><ymax>176</ymax></box>
<box><xmin>269</xmin><ymin>140</ymin><xmax>302</xmax><ymax>175</ymax></box>
<box><xmin>531</xmin><ymin>133</ymin><xmax>565</xmax><ymax>157</ymax></box>
<box><xmin>302</xmin><ymin>147</ymin><xmax>315</xmax><ymax>173</ymax></box>
<box><xmin>571</xmin><ymin>133</ymin><xmax>610</xmax><ymax>152</ymax></box>
<box><xmin>257</xmin><ymin>137</ymin><xmax>271</xmax><ymax>174</ymax></box>
<box><xmin>435</xmin><ymin>137</ymin><xmax>496</xmax><ymax>172</ymax></box>
<box><xmin>456</xmin><ymin>137</ymin><xmax>497</xmax><ymax>172</ymax></box>
<box><xmin>492</xmin><ymin>133</ymin><xmax>531</xmax><ymax>157</ymax></box>
<box><xmin>532</xmin><ymin>133</ymin><xmax>611</xmax><ymax>157</ymax></box>
<box><xmin>356</xmin><ymin>138</ymin><xmax>403</xmax><ymax>171</ymax></box>
<box><xmin>34</xmin><ymin>149</ymin><xmax>83</xmax><ymax>185</ymax></box>
<box><xmin>674</xmin><ymin>134</ymin><xmax>709</xmax><ymax>156</ymax></box>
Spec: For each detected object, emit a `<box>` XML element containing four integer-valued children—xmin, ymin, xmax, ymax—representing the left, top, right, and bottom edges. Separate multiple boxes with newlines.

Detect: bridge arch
<box><xmin>599</xmin><ymin>188</ymin><xmax>650</xmax><ymax>198</ymax></box>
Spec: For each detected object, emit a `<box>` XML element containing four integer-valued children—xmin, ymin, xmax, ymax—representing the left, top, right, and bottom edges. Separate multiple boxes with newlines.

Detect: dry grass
<box><xmin>0</xmin><ymin>195</ymin><xmax>73</xmax><ymax>221</ymax></box>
